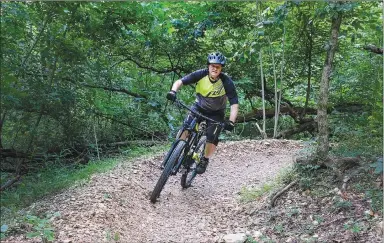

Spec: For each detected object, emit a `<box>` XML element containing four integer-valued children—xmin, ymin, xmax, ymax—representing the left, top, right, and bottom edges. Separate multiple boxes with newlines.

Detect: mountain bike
<box><xmin>150</xmin><ymin>99</ymin><xmax>224</xmax><ymax>203</ymax></box>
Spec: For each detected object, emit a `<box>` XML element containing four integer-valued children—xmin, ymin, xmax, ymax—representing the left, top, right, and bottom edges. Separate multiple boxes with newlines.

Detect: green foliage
<box><xmin>371</xmin><ymin>158</ymin><xmax>383</xmax><ymax>175</ymax></box>
<box><xmin>274</xmin><ymin>223</ymin><xmax>285</xmax><ymax>234</ymax></box>
<box><xmin>365</xmin><ymin>189</ymin><xmax>383</xmax><ymax>213</ymax></box>
<box><xmin>295</xmin><ymin>163</ymin><xmax>320</xmax><ymax>190</ymax></box>
<box><xmin>287</xmin><ymin>208</ymin><xmax>300</xmax><ymax>217</ymax></box>
<box><xmin>332</xmin><ymin>198</ymin><xmax>353</xmax><ymax>212</ymax></box>
<box><xmin>329</xmin><ymin>113</ymin><xmax>382</xmax><ymax>157</ymax></box>
<box><xmin>240</xmin><ymin>183</ymin><xmax>274</xmax><ymax>203</ymax></box>
<box><xmin>344</xmin><ymin>222</ymin><xmax>363</xmax><ymax>234</ymax></box>
<box><xmin>24</xmin><ymin>212</ymin><xmax>60</xmax><ymax>242</ymax></box>
<box><xmin>246</xmin><ymin>236</ymin><xmax>260</xmax><ymax>243</ymax></box>
<box><xmin>1</xmin><ymin>1</ymin><xmax>381</xmax><ymax>155</ymax></box>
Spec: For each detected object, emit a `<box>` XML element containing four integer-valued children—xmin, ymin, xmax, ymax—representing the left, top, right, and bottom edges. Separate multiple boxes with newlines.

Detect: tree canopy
<box><xmin>1</xmin><ymin>1</ymin><xmax>382</xmax><ymax>170</ymax></box>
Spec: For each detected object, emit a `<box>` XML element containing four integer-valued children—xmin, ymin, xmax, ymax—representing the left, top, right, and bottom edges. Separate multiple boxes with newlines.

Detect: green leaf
<box><xmin>43</xmin><ymin>230</ymin><xmax>55</xmax><ymax>241</ymax></box>
<box><xmin>167</xmin><ymin>26</ymin><xmax>176</xmax><ymax>34</ymax></box>
<box><xmin>26</xmin><ymin>232</ymin><xmax>41</xmax><ymax>238</ymax></box>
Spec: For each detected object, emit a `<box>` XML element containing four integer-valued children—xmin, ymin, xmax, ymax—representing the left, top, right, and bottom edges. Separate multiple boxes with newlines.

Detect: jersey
<box><xmin>181</xmin><ymin>69</ymin><xmax>238</xmax><ymax>112</ymax></box>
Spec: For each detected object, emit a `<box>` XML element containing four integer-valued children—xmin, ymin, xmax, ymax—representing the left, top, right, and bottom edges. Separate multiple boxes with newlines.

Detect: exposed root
<box><xmin>270</xmin><ymin>179</ymin><xmax>298</xmax><ymax>208</ymax></box>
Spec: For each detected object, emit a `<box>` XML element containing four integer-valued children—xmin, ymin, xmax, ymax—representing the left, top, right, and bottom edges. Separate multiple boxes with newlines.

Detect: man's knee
<box><xmin>206</xmin><ymin>136</ymin><xmax>219</xmax><ymax>146</ymax></box>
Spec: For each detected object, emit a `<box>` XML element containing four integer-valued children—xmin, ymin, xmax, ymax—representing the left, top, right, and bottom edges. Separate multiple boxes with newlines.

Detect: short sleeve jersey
<box><xmin>181</xmin><ymin>69</ymin><xmax>238</xmax><ymax>112</ymax></box>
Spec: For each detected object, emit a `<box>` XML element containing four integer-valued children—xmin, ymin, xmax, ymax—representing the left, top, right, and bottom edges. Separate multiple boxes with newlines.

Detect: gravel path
<box><xmin>4</xmin><ymin>139</ymin><xmax>303</xmax><ymax>243</ymax></box>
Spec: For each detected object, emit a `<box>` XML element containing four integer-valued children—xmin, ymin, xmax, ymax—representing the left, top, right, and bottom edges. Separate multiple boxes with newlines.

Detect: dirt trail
<box><xmin>5</xmin><ymin>139</ymin><xmax>303</xmax><ymax>243</ymax></box>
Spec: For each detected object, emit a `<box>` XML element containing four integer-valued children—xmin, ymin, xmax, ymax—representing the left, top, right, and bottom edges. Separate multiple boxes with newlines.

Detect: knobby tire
<box><xmin>150</xmin><ymin>140</ymin><xmax>187</xmax><ymax>203</ymax></box>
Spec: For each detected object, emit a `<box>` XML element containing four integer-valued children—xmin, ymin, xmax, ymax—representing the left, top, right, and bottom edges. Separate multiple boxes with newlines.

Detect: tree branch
<box><xmin>363</xmin><ymin>44</ymin><xmax>383</xmax><ymax>55</ymax></box>
<box><xmin>81</xmin><ymin>83</ymin><xmax>148</xmax><ymax>99</ymax></box>
<box><xmin>112</xmin><ymin>54</ymin><xmax>179</xmax><ymax>74</ymax></box>
<box><xmin>111</xmin><ymin>52</ymin><xmax>188</xmax><ymax>78</ymax></box>
<box><xmin>92</xmin><ymin>110</ymin><xmax>163</xmax><ymax>140</ymax></box>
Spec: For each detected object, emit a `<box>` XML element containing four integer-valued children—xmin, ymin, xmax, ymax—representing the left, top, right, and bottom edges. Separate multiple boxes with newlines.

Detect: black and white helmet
<box><xmin>207</xmin><ymin>52</ymin><xmax>226</xmax><ymax>66</ymax></box>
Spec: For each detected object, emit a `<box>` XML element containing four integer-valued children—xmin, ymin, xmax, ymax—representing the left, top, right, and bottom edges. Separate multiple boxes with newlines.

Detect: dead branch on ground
<box><xmin>270</xmin><ymin>179</ymin><xmax>299</xmax><ymax>208</ymax></box>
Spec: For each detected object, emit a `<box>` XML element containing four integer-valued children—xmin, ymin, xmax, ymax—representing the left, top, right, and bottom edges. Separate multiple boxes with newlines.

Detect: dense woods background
<box><xmin>1</xmin><ymin>2</ymin><xmax>382</xmax><ymax>182</ymax></box>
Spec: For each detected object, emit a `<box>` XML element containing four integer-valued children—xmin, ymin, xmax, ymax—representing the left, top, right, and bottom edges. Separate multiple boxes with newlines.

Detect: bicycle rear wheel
<box><xmin>180</xmin><ymin>136</ymin><xmax>206</xmax><ymax>189</ymax></box>
<box><xmin>150</xmin><ymin>140</ymin><xmax>187</xmax><ymax>203</ymax></box>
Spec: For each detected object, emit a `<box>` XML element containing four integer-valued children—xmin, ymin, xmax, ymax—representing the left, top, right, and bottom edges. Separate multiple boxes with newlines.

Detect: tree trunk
<box><xmin>316</xmin><ymin>12</ymin><xmax>342</xmax><ymax>161</ymax></box>
<box><xmin>0</xmin><ymin>111</ymin><xmax>6</xmax><ymax>149</ymax></box>
<box><xmin>303</xmin><ymin>20</ymin><xmax>313</xmax><ymax>118</ymax></box>
<box><xmin>276</xmin><ymin>25</ymin><xmax>286</xmax><ymax>138</ymax></box>
<box><xmin>268</xmin><ymin>37</ymin><xmax>279</xmax><ymax>138</ymax></box>
<box><xmin>15</xmin><ymin>111</ymin><xmax>44</xmax><ymax>175</ymax></box>
<box><xmin>259</xmin><ymin>50</ymin><xmax>267</xmax><ymax>138</ymax></box>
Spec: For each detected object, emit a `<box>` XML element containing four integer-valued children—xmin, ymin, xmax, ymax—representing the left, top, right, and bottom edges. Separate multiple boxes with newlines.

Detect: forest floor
<box><xmin>3</xmin><ymin>139</ymin><xmax>382</xmax><ymax>243</ymax></box>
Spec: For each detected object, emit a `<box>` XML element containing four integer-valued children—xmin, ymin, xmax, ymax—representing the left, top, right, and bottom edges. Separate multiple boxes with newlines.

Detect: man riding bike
<box><xmin>166</xmin><ymin>52</ymin><xmax>239</xmax><ymax>174</ymax></box>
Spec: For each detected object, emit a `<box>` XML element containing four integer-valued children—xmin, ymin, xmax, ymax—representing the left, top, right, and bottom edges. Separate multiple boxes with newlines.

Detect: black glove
<box><xmin>224</xmin><ymin>120</ymin><xmax>235</xmax><ymax>131</ymax></box>
<box><xmin>166</xmin><ymin>90</ymin><xmax>177</xmax><ymax>102</ymax></box>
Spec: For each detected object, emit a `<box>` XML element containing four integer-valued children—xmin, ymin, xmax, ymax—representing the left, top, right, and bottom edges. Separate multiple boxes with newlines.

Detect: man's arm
<box><xmin>229</xmin><ymin>104</ymin><xmax>239</xmax><ymax>123</ymax></box>
<box><xmin>171</xmin><ymin>80</ymin><xmax>183</xmax><ymax>92</ymax></box>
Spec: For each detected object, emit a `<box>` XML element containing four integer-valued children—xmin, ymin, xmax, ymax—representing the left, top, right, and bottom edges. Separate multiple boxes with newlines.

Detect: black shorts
<box><xmin>183</xmin><ymin>104</ymin><xmax>224</xmax><ymax>146</ymax></box>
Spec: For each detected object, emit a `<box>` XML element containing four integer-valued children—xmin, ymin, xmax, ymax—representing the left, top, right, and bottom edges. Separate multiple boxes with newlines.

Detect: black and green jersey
<box><xmin>181</xmin><ymin>69</ymin><xmax>238</xmax><ymax>112</ymax></box>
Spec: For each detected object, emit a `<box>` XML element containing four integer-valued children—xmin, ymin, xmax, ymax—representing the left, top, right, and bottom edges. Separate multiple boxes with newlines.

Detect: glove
<box><xmin>166</xmin><ymin>90</ymin><xmax>177</xmax><ymax>102</ymax></box>
<box><xmin>224</xmin><ymin>120</ymin><xmax>235</xmax><ymax>131</ymax></box>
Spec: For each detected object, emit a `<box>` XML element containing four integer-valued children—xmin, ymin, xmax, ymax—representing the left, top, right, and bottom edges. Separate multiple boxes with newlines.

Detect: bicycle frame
<box><xmin>171</xmin><ymin>100</ymin><xmax>224</xmax><ymax>174</ymax></box>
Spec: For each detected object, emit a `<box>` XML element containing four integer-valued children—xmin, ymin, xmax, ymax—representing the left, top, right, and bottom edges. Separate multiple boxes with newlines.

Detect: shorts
<box><xmin>183</xmin><ymin>104</ymin><xmax>225</xmax><ymax>146</ymax></box>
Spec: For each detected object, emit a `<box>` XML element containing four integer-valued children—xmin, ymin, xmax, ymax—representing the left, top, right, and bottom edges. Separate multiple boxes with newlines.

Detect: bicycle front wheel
<box><xmin>150</xmin><ymin>140</ymin><xmax>187</xmax><ymax>203</ymax></box>
<box><xmin>180</xmin><ymin>136</ymin><xmax>206</xmax><ymax>189</ymax></box>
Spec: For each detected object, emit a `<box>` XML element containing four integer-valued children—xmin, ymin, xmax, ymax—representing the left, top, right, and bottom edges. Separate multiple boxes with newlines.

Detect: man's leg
<box><xmin>204</xmin><ymin>143</ymin><xmax>216</xmax><ymax>158</ymax></box>
<box><xmin>179</xmin><ymin>130</ymin><xmax>190</xmax><ymax>140</ymax></box>
<box><xmin>196</xmin><ymin>122</ymin><xmax>222</xmax><ymax>174</ymax></box>
<box><xmin>178</xmin><ymin>111</ymin><xmax>196</xmax><ymax>140</ymax></box>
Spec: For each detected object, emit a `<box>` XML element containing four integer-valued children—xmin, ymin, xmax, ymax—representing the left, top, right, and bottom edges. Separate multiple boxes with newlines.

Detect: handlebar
<box><xmin>173</xmin><ymin>100</ymin><xmax>224</xmax><ymax>126</ymax></box>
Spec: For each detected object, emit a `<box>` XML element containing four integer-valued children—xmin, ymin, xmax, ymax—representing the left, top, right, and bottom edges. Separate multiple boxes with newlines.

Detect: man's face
<box><xmin>208</xmin><ymin>64</ymin><xmax>222</xmax><ymax>79</ymax></box>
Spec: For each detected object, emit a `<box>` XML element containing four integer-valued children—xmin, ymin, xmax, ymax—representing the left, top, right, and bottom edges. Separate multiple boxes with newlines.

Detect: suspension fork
<box><xmin>172</xmin><ymin>132</ymin><xmax>196</xmax><ymax>174</ymax></box>
<box><xmin>161</xmin><ymin>139</ymin><xmax>184</xmax><ymax>168</ymax></box>
<box><xmin>172</xmin><ymin>118</ymin><xmax>199</xmax><ymax>173</ymax></box>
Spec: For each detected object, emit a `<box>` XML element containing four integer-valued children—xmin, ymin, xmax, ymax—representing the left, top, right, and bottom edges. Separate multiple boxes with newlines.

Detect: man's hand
<box><xmin>166</xmin><ymin>90</ymin><xmax>177</xmax><ymax>102</ymax></box>
<box><xmin>224</xmin><ymin>120</ymin><xmax>235</xmax><ymax>131</ymax></box>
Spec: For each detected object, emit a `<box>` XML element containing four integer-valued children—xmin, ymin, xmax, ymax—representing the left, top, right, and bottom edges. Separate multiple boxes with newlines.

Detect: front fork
<box><xmin>178</xmin><ymin>145</ymin><xmax>202</xmax><ymax>175</ymax></box>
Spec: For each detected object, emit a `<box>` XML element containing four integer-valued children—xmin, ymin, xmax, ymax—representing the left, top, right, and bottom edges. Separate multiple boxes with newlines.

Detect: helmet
<box><xmin>207</xmin><ymin>52</ymin><xmax>226</xmax><ymax>66</ymax></box>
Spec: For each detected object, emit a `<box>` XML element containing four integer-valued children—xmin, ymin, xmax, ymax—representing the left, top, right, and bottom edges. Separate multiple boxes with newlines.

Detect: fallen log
<box><xmin>97</xmin><ymin>140</ymin><xmax>166</xmax><ymax>147</ymax></box>
<box><xmin>276</xmin><ymin>120</ymin><xmax>317</xmax><ymax>139</ymax></box>
<box><xmin>237</xmin><ymin>103</ymin><xmax>367</xmax><ymax>124</ymax></box>
<box><xmin>236</xmin><ymin>106</ymin><xmax>317</xmax><ymax>123</ymax></box>
<box><xmin>363</xmin><ymin>44</ymin><xmax>383</xmax><ymax>55</ymax></box>
<box><xmin>0</xmin><ymin>175</ymin><xmax>21</xmax><ymax>192</ymax></box>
